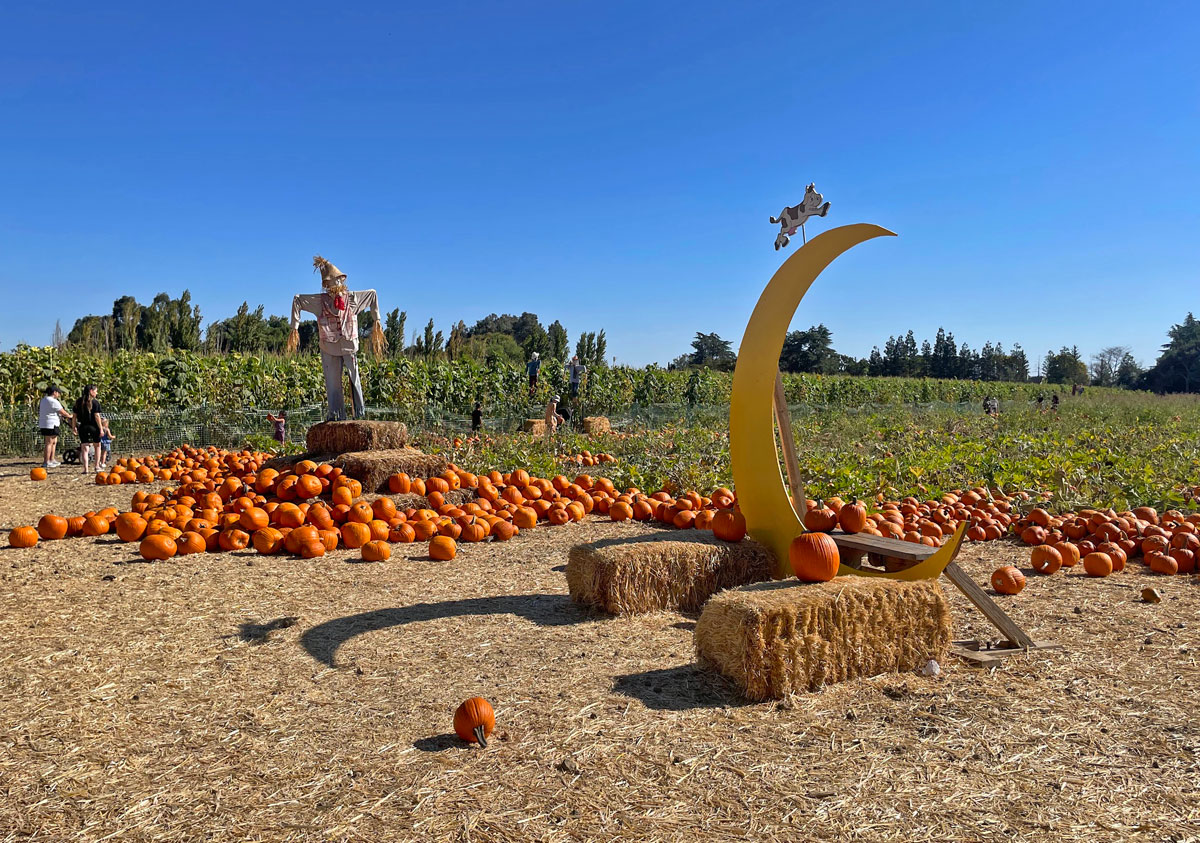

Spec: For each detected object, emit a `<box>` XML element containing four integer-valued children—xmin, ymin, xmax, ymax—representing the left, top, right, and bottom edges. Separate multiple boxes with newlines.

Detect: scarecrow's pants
<box><xmin>321</xmin><ymin>351</ymin><xmax>365</xmax><ymax>420</ymax></box>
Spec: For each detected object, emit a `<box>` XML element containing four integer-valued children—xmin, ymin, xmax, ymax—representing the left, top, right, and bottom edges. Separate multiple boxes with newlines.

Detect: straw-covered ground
<box><xmin>2</xmin><ymin>457</ymin><xmax>1199</xmax><ymax>842</ymax></box>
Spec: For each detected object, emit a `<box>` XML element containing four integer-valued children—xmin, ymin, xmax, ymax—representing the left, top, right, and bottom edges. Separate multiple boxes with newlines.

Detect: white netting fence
<box><xmin>0</xmin><ymin>398</ymin><xmax>1018</xmax><ymax>459</ymax></box>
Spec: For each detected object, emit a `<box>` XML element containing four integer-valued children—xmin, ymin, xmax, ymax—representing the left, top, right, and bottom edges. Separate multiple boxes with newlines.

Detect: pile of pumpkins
<box><xmin>988</xmin><ymin>505</ymin><xmax>1200</xmax><ymax>593</ymax></box>
<box><xmin>8</xmin><ymin>444</ymin><xmax>751</xmax><ymax>562</ymax></box>
<box><xmin>799</xmin><ymin>488</ymin><xmax>1020</xmax><ymax>547</ymax></box>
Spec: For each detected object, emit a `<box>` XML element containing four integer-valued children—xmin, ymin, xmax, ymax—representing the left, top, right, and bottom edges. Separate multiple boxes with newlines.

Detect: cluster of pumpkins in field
<box><xmin>9</xmin><ymin>445</ymin><xmax>748</xmax><ymax>562</ymax></box>
<box><xmin>988</xmin><ymin>505</ymin><xmax>1200</xmax><ymax>594</ymax></box>
<box><xmin>798</xmin><ymin>487</ymin><xmax>1026</xmax><ymax>546</ymax></box>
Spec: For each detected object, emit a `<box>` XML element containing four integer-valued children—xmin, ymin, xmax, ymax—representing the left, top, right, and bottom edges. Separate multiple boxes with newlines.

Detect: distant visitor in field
<box><xmin>770</xmin><ymin>183</ymin><xmax>831</xmax><ymax>250</ymax></box>
<box><xmin>286</xmin><ymin>255</ymin><xmax>387</xmax><ymax>421</ymax></box>
<box><xmin>73</xmin><ymin>384</ymin><xmax>104</xmax><ymax>473</ymax></box>
<box><xmin>37</xmin><ymin>385</ymin><xmax>74</xmax><ymax>469</ymax></box>
<box><xmin>526</xmin><ymin>352</ymin><xmax>541</xmax><ymax>396</ymax></box>
<box><xmin>471</xmin><ymin>402</ymin><xmax>483</xmax><ymax>432</ymax></box>
<box><xmin>98</xmin><ymin>415</ymin><xmax>114</xmax><ymax>470</ymax></box>
<box><xmin>544</xmin><ymin>395</ymin><xmax>564</xmax><ymax>436</ymax></box>
<box><xmin>267</xmin><ymin>410</ymin><xmax>287</xmax><ymax>445</ymax></box>
<box><xmin>566</xmin><ymin>355</ymin><xmax>586</xmax><ymax>398</ymax></box>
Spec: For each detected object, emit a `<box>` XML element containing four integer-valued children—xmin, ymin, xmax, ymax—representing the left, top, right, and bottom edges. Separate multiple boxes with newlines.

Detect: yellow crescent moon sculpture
<box><xmin>730</xmin><ymin>223</ymin><xmax>966</xmax><ymax>580</ymax></box>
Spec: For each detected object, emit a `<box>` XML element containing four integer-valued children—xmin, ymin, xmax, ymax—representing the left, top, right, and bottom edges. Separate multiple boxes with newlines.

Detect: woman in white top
<box><xmin>37</xmin><ymin>385</ymin><xmax>75</xmax><ymax>469</ymax></box>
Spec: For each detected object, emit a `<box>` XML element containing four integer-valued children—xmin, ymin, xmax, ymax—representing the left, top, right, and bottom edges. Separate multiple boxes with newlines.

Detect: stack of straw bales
<box><xmin>695</xmin><ymin>577</ymin><xmax>951</xmax><ymax>700</ymax></box>
<box><xmin>567</xmin><ymin>532</ymin><xmax>771</xmax><ymax>615</ymax></box>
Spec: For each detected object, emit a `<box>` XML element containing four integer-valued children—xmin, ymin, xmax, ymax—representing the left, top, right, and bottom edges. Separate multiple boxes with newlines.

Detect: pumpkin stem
<box><xmin>473</xmin><ymin>724</ymin><xmax>488</xmax><ymax>748</ymax></box>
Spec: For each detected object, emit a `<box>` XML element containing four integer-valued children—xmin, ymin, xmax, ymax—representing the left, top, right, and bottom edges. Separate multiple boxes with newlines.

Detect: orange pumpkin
<box><xmin>1030</xmin><ymin>545</ymin><xmax>1062</xmax><ymax>575</ymax></box>
<box><xmin>218</xmin><ymin>529</ymin><xmax>250</xmax><ymax>552</ymax></box>
<box><xmin>140</xmin><ymin>534</ymin><xmax>177</xmax><ymax>560</ymax></box>
<box><xmin>711</xmin><ymin>509</ymin><xmax>747</xmax><ymax>543</ymax></box>
<box><xmin>430</xmin><ymin>535</ymin><xmax>457</xmax><ymax>561</ymax></box>
<box><xmin>389</xmin><ymin>522</ymin><xmax>416</xmax><ymax>543</ymax></box>
<box><xmin>114</xmin><ymin>513</ymin><xmax>149</xmax><ymax>543</ymax></box>
<box><xmin>454</xmin><ymin>696</ymin><xmax>495</xmax><ymax>746</ymax></box>
<box><xmin>252</xmin><ymin>528</ymin><xmax>284</xmax><ymax>555</ymax></box>
<box><xmin>37</xmin><ymin>514</ymin><xmax>68</xmax><ymax>540</ymax></box>
<box><xmin>9</xmin><ymin>526</ymin><xmax>38</xmax><ymax>548</ymax></box>
<box><xmin>30</xmin><ymin>467</ymin><xmax>47</xmax><ymax>481</ymax></box>
<box><xmin>1053</xmin><ymin>541</ymin><xmax>1081</xmax><ymax>568</ymax></box>
<box><xmin>176</xmin><ymin>531</ymin><xmax>207</xmax><ymax>555</ymax></box>
<box><xmin>83</xmin><ymin>515</ymin><xmax>111</xmax><ymax>537</ymax></box>
<box><xmin>1082</xmin><ymin>552</ymin><xmax>1114</xmax><ymax>578</ymax></box>
<box><xmin>388</xmin><ymin>472</ymin><xmax>412</xmax><ymax>494</ymax></box>
<box><xmin>490</xmin><ymin>520</ymin><xmax>517</xmax><ymax>542</ymax></box>
<box><xmin>789</xmin><ymin>532</ymin><xmax>840</xmax><ymax>582</ymax></box>
<box><xmin>361</xmin><ymin>540</ymin><xmax>391</xmax><ymax>562</ymax></box>
<box><xmin>990</xmin><ymin>566</ymin><xmax>1026</xmax><ymax>594</ymax></box>
<box><xmin>239</xmin><ymin>507</ymin><xmax>270</xmax><ymax>532</ymax></box>
<box><xmin>803</xmin><ymin>503</ymin><xmax>838</xmax><ymax>533</ymax></box>
<box><xmin>837</xmin><ymin>500</ymin><xmax>868</xmax><ymax>534</ymax></box>
<box><xmin>341</xmin><ymin>522</ymin><xmax>371</xmax><ymax>549</ymax></box>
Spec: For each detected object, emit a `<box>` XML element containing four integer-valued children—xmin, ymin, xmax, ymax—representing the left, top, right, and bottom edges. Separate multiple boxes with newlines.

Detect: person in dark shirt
<box><xmin>526</xmin><ymin>353</ymin><xmax>541</xmax><ymax>397</ymax></box>
<box><xmin>267</xmin><ymin>410</ymin><xmax>287</xmax><ymax>446</ymax></box>
<box><xmin>73</xmin><ymin>384</ymin><xmax>103</xmax><ymax>473</ymax></box>
<box><xmin>471</xmin><ymin>402</ymin><xmax>483</xmax><ymax>432</ymax></box>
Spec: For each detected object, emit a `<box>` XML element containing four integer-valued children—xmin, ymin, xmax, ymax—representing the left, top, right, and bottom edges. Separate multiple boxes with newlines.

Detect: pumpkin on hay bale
<box><xmin>694</xmin><ymin>576</ymin><xmax>952</xmax><ymax>700</ymax></box>
<box><xmin>305</xmin><ymin>420</ymin><xmax>409</xmax><ymax>454</ymax></box>
<box><xmin>332</xmin><ymin>449</ymin><xmax>451</xmax><ymax>494</ymax></box>
<box><xmin>566</xmin><ymin>531</ymin><xmax>772</xmax><ymax>616</ymax></box>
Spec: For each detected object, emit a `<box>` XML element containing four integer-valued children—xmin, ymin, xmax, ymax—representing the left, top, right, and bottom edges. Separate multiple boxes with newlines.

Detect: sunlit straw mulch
<box><xmin>2</xmin><ymin>458</ymin><xmax>1200</xmax><ymax>841</ymax></box>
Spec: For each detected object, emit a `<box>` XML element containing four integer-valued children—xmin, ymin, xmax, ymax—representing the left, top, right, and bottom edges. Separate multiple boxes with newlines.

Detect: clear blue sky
<box><xmin>2</xmin><ymin>1</ymin><xmax>1197</xmax><ymax>369</ymax></box>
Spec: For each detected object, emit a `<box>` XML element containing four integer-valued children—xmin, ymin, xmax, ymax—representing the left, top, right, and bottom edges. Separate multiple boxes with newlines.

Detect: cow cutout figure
<box><xmin>770</xmin><ymin>183</ymin><xmax>831</xmax><ymax>250</ymax></box>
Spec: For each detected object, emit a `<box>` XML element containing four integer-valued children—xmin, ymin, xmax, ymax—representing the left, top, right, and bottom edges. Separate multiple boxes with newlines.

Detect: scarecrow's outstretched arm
<box><xmin>352</xmin><ymin>289</ymin><xmax>387</xmax><ymax>357</ymax></box>
<box><xmin>286</xmin><ymin>293</ymin><xmax>322</xmax><ymax>354</ymax></box>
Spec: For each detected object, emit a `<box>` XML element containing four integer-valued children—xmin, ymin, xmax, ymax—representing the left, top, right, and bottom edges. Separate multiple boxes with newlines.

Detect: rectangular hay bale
<box><xmin>305</xmin><ymin>420</ymin><xmax>409</xmax><ymax>454</ymax></box>
<box><xmin>695</xmin><ymin>577</ymin><xmax>952</xmax><ymax>700</ymax></box>
<box><xmin>522</xmin><ymin>419</ymin><xmax>547</xmax><ymax>436</ymax></box>
<box><xmin>332</xmin><ymin>448</ymin><xmax>451</xmax><ymax>494</ymax></box>
<box><xmin>582</xmin><ymin>416</ymin><xmax>611</xmax><ymax>435</ymax></box>
<box><xmin>567</xmin><ymin>532</ymin><xmax>772</xmax><ymax>615</ymax></box>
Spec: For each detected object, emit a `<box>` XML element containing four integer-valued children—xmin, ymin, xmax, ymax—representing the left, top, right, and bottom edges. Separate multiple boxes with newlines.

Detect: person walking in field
<box><xmin>471</xmin><ymin>402</ymin><xmax>483</xmax><ymax>433</ymax></box>
<box><xmin>565</xmin><ymin>355</ymin><xmax>586</xmax><ymax>399</ymax></box>
<box><xmin>37</xmin><ymin>385</ymin><xmax>74</xmax><ymax>469</ymax></box>
<box><xmin>544</xmin><ymin>395</ymin><xmax>564</xmax><ymax>437</ymax></box>
<box><xmin>267</xmin><ymin>410</ymin><xmax>287</xmax><ymax>446</ymax></box>
<box><xmin>73</xmin><ymin>384</ymin><xmax>104</xmax><ymax>473</ymax></box>
<box><xmin>526</xmin><ymin>352</ymin><xmax>541</xmax><ymax>397</ymax></box>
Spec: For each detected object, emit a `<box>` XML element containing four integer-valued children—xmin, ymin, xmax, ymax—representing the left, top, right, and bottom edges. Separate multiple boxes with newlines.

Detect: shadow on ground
<box><xmin>301</xmin><ymin>593</ymin><xmax>594</xmax><ymax>666</ymax></box>
<box><xmin>612</xmin><ymin>664</ymin><xmax>746</xmax><ymax>711</ymax></box>
<box><xmin>237</xmin><ymin>616</ymin><xmax>300</xmax><ymax>645</ymax></box>
<box><xmin>412</xmin><ymin>733</ymin><xmax>463</xmax><ymax>752</ymax></box>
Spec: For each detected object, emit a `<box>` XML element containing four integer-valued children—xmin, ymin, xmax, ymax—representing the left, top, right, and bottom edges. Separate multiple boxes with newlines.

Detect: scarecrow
<box><xmin>286</xmin><ymin>255</ymin><xmax>387</xmax><ymax>420</ymax></box>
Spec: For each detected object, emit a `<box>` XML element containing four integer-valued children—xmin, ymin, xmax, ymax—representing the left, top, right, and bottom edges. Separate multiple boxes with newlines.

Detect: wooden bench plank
<box><xmin>830</xmin><ymin>531</ymin><xmax>1041</xmax><ymax>652</ymax></box>
<box><xmin>831</xmin><ymin>532</ymin><xmax>935</xmax><ymax>562</ymax></box>
<box><xmin>943</xmin><ymin>561</ymin><xmax>1035</xmax><ymax>648</ymax></box>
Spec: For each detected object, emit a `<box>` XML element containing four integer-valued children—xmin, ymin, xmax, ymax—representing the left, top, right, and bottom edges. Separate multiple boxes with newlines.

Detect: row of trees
<box><xmin>62</xmin><ymin>295</ymin><xmax>608</xmax><ymax>370</ymax></box>
<box><xmin>669</xmin><ymin>315</ymin><xmax>1200</xmax><ymax>393</ymax></box>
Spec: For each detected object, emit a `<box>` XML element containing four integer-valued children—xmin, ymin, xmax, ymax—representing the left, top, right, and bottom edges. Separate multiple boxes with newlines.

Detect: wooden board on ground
<box><xmin>833</xmin><ymin>531</ymin><xmax>1050</xmax><ymax>658</ymax></box>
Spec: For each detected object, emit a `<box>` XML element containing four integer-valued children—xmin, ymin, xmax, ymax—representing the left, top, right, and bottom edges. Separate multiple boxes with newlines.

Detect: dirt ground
<box><xmin>2</xmin><ymin>457</ymin><xmax>1198</xmax><ymax>842</ymax></box>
